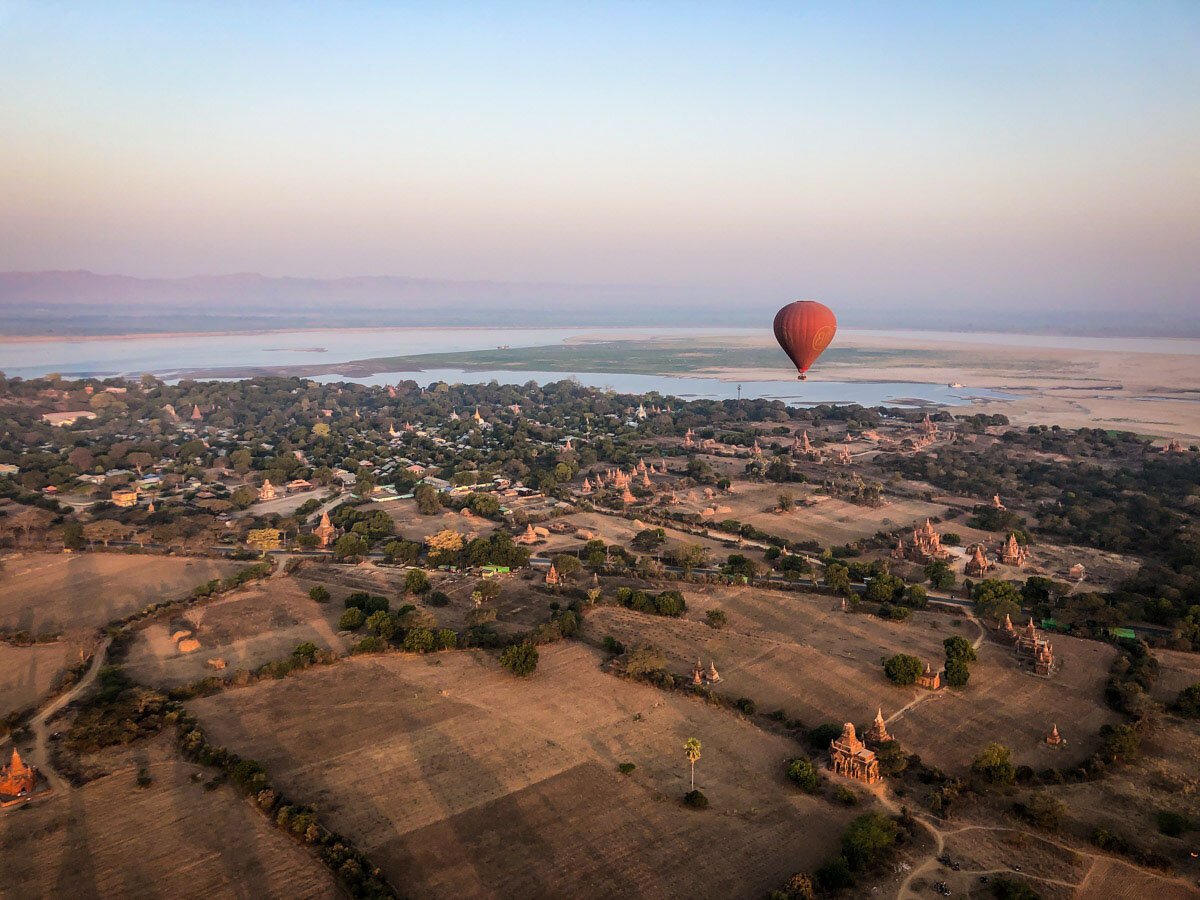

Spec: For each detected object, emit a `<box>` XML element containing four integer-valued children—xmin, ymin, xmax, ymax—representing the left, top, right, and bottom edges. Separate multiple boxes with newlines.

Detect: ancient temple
<box><xmin>752</xmin><ymin>439</ymin><xmax>762</xmax><ymax>456</ymax></box>
<box><xmin>683</xmin><ymin>428</ymin><xmax>695</xmax><ymax>449</ymax></box>
<box><xmin>965</xmin><ymin>544</ymin><xmax>993</xmax><ymax>577</ymax></box>
<box><xmin>621</xmin><ymin>485</ymin><xmax>637</xmax><ymax>505</ymax></box>
<box><xmin>257</xmin><ymin>479</ymin><xmax>277</xmax><ymax>502</ymax></box>
<box><xmin>516</xmin><ymin>524</ymin><xmax>539</xmax><ymax>545</ymax></box>
<box><xmin>0</xmin><ymin>748</ymin><xmax>37</xmax><ymax>806</ymax></box>
<box><xmin>892</xmin><ymin>519</ymin><xmax>951</xmax><ymax>563</ymax></box>
<box><xmin>992</xmin><ymin>494</ymin><xmax>1006</xmax><ymax>510</ymax></box>
<box><xmin>921</xmin><ymin>413</ymin><xmax>939</xmax><ymax>437</ymax></box>
<box><xmin>865</xmin><ymin>707</ymin><xmax>891</xmax><ymax>746</ymax></box>
<box><xmin>836</xmin><ymin>446</ymin><xmax>852</xmax><ymax>466</ymax></box>
<box><xmin>314</xmin><ymin>511</ymin><xmax>337</xmax><ymax>548</ymax></box>
<box><xmin>191</xmin><ymin>404</ymin><xmax>203</xmax><ymax>422</ymax></box>
<box><xmin>917</xmin><ymin>662</ymin><xmax>942</xmax><ymax>691</ymax></box>
<box><xmin>829</xmin><ymin>723</ymin><xmax>881</xmax><ymax>784</ymax></box>
<box><xmin>1010</xmin><ymin>618</ymin><xmax>1056</xmax><ymax>677</ymax></box>
<box><xmin>1000</xmin><ymin>533</ymin><xmax>1028</xmax><ymax>567</ymax></box>
<box><xmin>1163</xmin><ymin>439</ymin><xmax>1185</xmax><ymax>453</ymax></box>
<box><xmin>1045</xmin><ymin>724</ymin><xmax>1064</xmax><ymax>746</ymax></box>
<box><xmin>580</xmin><ymin>477</ymin><xmax>594</xmax><ymax>495</ymax></box>
<box><xmin>708</xmin><ymin>660</ymin><xmax>720</xmax><ymax>683</ymax></box>
<box><xmin>545</xmin><ymin>563</ymin><xmax>560</xmax><ymax>586</ymax></box>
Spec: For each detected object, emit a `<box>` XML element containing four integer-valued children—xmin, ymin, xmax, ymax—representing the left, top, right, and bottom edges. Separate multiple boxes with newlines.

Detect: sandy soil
<box><xmin>383</xmin><ymin>498</ymin><xmax>499</xmax><ymax>541</ymax></box>
<box><xmin>1153</xmin><ymin>649</ymin><xmax>1200</xmax><ymax>705</ymax></box>
<box><xmin>188</xmin><ymin>643</ymin><xmax>861</xmax><ymax>899</ymax></box>
<box><xmin>0</xmin><ymin>733</ymin><xmax>336</xmax><ymax>898</ymax></box>
<box><xmin>0</xmin><ymin>553</ymin><xmax>241</xmax><ymax>633</ymax></box>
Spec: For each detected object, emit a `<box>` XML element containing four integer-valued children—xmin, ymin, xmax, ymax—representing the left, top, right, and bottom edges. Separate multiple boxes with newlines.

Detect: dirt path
<box><xmin>10</xmin><ymin>635</ymin><xmax>112</xmax><ymax>795</ymax></box>
<box><xmin>885</xmin><ymin>610</ymin><xmax>985</xmax><ymax>731</ymax></box>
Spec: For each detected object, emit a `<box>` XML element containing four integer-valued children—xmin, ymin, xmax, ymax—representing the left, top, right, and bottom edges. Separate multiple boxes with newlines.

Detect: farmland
<box><xmin>189</xmin><ymin>643</ymin><xmax>861</xmax><ymax>899</ymax></box>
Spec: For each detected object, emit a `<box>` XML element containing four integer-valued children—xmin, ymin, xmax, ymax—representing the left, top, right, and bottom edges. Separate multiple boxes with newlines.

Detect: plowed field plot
<box><xmin>189</xmin><ymin>644</ymin><xmax>857</xmax><ymax>899</ymax></box>
<box><xmin>0</xmin><ymin>640</ymin><xmax>87</xmax><ymax>719</ymax></box>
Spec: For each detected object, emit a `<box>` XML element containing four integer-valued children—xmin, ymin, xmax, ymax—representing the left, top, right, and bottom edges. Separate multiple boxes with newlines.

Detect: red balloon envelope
<box><xmin>774</xmin><ymin>300</ymin><xmax>837</xmax><ymax>380</ymax></box>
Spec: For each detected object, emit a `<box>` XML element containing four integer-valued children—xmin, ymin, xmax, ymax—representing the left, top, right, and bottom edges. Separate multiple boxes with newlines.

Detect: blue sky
<box><xmin>0</xmin><ymin>1</ymin><xmax>1197</xmax><ymax>313</ymax></box>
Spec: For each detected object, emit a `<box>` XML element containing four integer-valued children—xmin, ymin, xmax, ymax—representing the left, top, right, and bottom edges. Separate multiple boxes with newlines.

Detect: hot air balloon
<box><xmin>773</xmin><ymin>300</ymin><xmax>837</xmax><ymax>380</ymax></box>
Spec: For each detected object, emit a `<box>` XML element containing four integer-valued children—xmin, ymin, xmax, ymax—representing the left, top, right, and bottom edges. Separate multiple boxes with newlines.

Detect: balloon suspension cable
<box><xmin>799</xmin><ymin>374</ymin><xmax>807</xmax><ymax>381</ymax></box>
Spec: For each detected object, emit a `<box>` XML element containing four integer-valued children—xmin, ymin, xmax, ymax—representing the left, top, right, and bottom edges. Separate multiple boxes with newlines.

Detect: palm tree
<box><xmin>684</xmin><ymin>737</ymin><xmax>702</xmax><ymax>791</ymax></box>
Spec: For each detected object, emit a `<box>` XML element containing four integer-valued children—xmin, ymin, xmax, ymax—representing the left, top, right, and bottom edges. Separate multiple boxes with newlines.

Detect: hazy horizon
<box><xmin>1</xmin><ymin>2</ymin><xmax>1198</xmax><ymax>327</ymax></box>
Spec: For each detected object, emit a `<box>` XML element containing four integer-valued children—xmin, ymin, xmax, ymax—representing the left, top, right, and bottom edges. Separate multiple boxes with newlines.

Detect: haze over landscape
<box><xmin>1</xmin><ymin>2</ymin><xmax>1198</xmax><ymax>335</ymax></box>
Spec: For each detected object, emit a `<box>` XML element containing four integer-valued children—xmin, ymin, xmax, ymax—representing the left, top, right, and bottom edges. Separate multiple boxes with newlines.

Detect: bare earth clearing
<box><xmin>1154</xmin><ymin>649</ymin><xmax>1200</xmax><ymax>704</ymax></box>
<box><xmin>189</xmin><ymin>643</ymin><xmax>859</xmax><ymax>899</ymax></box>
<box><xmin>0</xmin><ymin>733</ymin><xmax>337</xmax><ymax>899</ymax></box>
<box><xmin>383</xmin><ymin>498</ymin><xmax>499</xmax><ymax>540</ymax></box>
<box><xmin>122</xmin><ymin>574</ymin><xmax>352</xmax><ymax>689</ymax></box>
<box><xmin>0</xmin><ymin>553</ymin><xmax>240</xmax><ymax>633</ymax></box>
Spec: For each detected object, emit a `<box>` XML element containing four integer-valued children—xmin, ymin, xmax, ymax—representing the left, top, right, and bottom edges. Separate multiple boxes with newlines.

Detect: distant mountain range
<box><xmin>0</xmin><ymin>270</ymin><xmax>1194</xmax><ymax>337</ymax></box>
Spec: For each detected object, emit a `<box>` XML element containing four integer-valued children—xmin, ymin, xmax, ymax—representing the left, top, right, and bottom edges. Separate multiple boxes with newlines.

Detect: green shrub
<box><xmin>705</xmin><ymin>608</ymin><xmax>728</xmax><ymax>629</ymax></box>
<box><xmin>308</xmin><ymin>585</ymin><xmax>331</xmax><ymax>603</ymax></box>
<box><xmin>402</xmin><ymin>627</ymin><xmax>435</xmax><ymax>653</ymax></box>
<box><xmin>972</xmin><ymin>743</ymin><xmax>1016</xmax><ymax>786</ymax></box>
<box><xmin>338</xmin><ymin>608</ymin><xmax>365</xmax><ymax>631</ymax></box>
<box><xmin>1173</xmin><ymin>683</ymin><xmax>1200</xmax><ymax>718</ymax></box>
<box><xmin>835</xmin><ymin>785</ymin><xmax>860</xmax><ymax>805</ymax></box>
<box><xmin>499</xmin><ymin>642</ymin><xmax>539</xmax><ymax>676</ymax></box>
<box><xmin>350</xmin><ymin>635</ymin><xmax>388</xmax><ymax>654</ymax></box>
<box><xmin>808</xmin><ymin>723</ymin><xmax>842</xmax><ymax>748</ymax></box>
<box><xmin>735</xmin><ymin>697</ymin><xmax>757</xmax><ymax>715</ymax></box>
<box><xmin>292</xmin><ymin>642</ymin><xmax>319</xmax><ymax>663</ymax></box>
<box><xmin>405</xmin><ymin>569</ymin><xmax>431</xmax><ymax>595</ymax></box>
<box><xmin>786</xmin><ymin>757</ymin><xmax>819</xmax><ymax>792</ymax></box>
<box><xmin>435</xmin><ymin>628</ymin><xmax>457</xmax><ymax>650</ymax></box>
<box><xmin>813</xmin><ymin>857</ymin><xmax>854</xmax><ymax>892</ymax></box>
<box><xmin>618</xmin><ymin>762</ymin><xmax>636</xmax><ymax>775</ymax></box>
<box><xmin>883</xmin><ymin>654</ymin><xmax>923</xmax><ymax>685</ymax></box>
<box><xmin>841</xmin><ymin>812</ymin><xmax>899</xmax><ymax>871</ymax></box>
<box><xmin>427</xmin><ymin>590</ymin><xmax>450</xmax><ymax>607</ymax></box>
<box><xmin>944</xmin><ymin>657</ymin><xmax>970</xmax><ymax>687</ymax></box>
<box><xmin>602</xmin><ymin>635</ymin><xmax>626</xmax><ymax>654</ymax></box>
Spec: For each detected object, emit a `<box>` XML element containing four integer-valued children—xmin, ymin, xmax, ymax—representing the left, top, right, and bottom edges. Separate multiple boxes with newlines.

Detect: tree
<box><xmin>426</xmin><ymin>529</ymin><xmax>464</xmax><ymax>564</ymax></box>
<box><xmin>402</xmin><ymin>626</ymin><xmax>435</xmax><ymax>653</ymax></box>
<box><xmin>308</xmin><ymin>585</ymin><xmax>331</xmax><ymax>603</ymax></box>
<box><xmin>924</xmin><ymin>560</ymin><xmax>955</xmax><ymax>590</ymax></box>
<box><xmin>333</xmin><ymin>532</ymin><xmax>368</xmax><ymax>561</ymax></box>
<box><xmin>943</xmin><ymin>635</ymin><xmax>978</xmax><ymax>663</ymax></box>
<box><xmin>292</xmin><ymin>642</ymin><xmax>319</xmax><ymax>663</ymax></box>
<box><xmin>414</xmin><ymin>484</ymin><xmax>441</xmax><ymax>515</ymax></box>
<box><xmin>883</xmin><ymin>654</ymin><xmax>923</xmax><ymax>685</ymax></box>
<box><xmin>84</xmin><ymin>519</ymin><xmax>128</xmax><ymax>547</ymax></box>
<box><xmin>631</xmin><ymin>528</ymin><xmax>666</xmax><ymax>551</ymax></box>
<box><xmin>62</xmin><ymin>520</ymin><xmax>85</xmax><ymax>550</ymax></box>
<box><xmin>1173</xmin><ymin>683</ymin><xmax>1200</xmax><ymax>718</ymax></box>
<box><xmin>786</xmin><ymin>757</ymin><xmax>819</xmax><ymax>792</ymax></box>
<box><xmin>903</xmin><ymin>584</ymin><xmax>927</xmax><ymax>609</ymax></box>
<box><xmin>499</xmin><ymin>642</ymin><xmax>538</xmax><ymax>676</ymax></box>
<box><xmin>365</xmin><ymin>610</ymin><xmax>396</xmax><ymax>640</ymax></box>
<box><xmin>247</xmin><ymin>528</ymin><xmax>282</xmax><ymax>554</ymax></box>
<box><xmin>972</xmin><ymin>742</ymin><xmax>1016</xmax><ymax>785</ymax></box>
<box><xmin>670</xmin><ymin>543</ymin><xmax>707</xmax><ymax>573</ymax></box>
<box><xmin>405</xmin><ymin>569</ymin><xmax>431</xmax><ymax>595</ymax></box>
<box><xmin>705</xmin><ymin>608</ymin><xmax>728</xmax><ymax>629</ymax></box>
<box><xmin>944</xmin><ymin>657</ymin><xmax>971</xmax><ymax>687</ymax></box>
<box><xmin>551</xmin><ymin>554</ymin><xmax>582</xmax><ymax>581</ymax></box>
<box><xmin>973</xmin><ymin>579</ymin><xmax>1023</xmax><ymax>622</ymax></box>
<box><xmin>684</xmin><ymin>737</ymin><xmax>702</xmax><ymax>791</ymax></box>
<box><xmin>624</xmin><ymin>644</ymin><xmax>666</xmax><ymax>677</ymax></box>
<box><xmin>824</xmin><ymin>562</ymin><xmax>852</xmax><ymax>595</ymax></box>
<box><xmin>841</xmin><ymin>812</ymin><xmax>899</xmax><ymax>871</ymax></box>
<box><xmin>338</xmin><ymin>608</ymin><xmax>366</xmax><ymax>631</ymax></box>
<box><xmin>865</xmin><ymin>573</ymin><xmax>904</xmax><ymax>603</ymax></box>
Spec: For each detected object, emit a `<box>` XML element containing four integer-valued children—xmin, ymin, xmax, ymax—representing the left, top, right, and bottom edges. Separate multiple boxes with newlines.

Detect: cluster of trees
<box><xmin>614</xmin><ymin>586</ymin><xmax>687</xmax><ymax>617</ymax></box>
<box><xmin>882</xmin><ymin>427</ymin><xmax>1200</xmax><ymax>642</ymax></box>
<box><xmin>942</xmin><ymin>635</ymin><xmax>977</xmax><ymax>687</ymax></box>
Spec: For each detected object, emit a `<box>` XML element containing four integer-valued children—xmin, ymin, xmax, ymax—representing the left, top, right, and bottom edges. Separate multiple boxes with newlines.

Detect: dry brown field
<box><xmin>0</xmin><ymin>640</ymin><xmax>87</xmax><ymax>719</ymax></box>
<box><xmin>895</xmin><ymin>632</ymin><xmax>1121</xmax><ymax>770</ymax></box>
<box><xmin>0</xmin><ymin>552</ymin><xmax>240</xmax><ymax>633</ymax></box>
<box><xmin>669</xmin><ymin>475</ymin><xmax>946</xmax><ymax>547</ymax></box>
<box><xmin>382</xmin><ymin>498</ymin><xmax>499</xmax><ymax>540</ymax></box>
<box><xmin>580</xmin><ymin>582</ymin><xmax>1121</xmax><ymax>772</ymax></box>
<box><xmin>537</xmin><ymin>509</ymin><xmax>745</xmax><ymax>562</ymax></box>
<box><xmin>1039</xmin><ymin>717</ymin><xmax>1200</xmax><ymax>875</ymax></box>
<box><xmin>0</xmin><ymin>733</ymin><xmax>336</xmax><ymax>899</ymax></box>
<box><xmin>122</xmin><ymin>575</ymin><xmax>353</xmax><ymax>689</ymax></box>
<box><xmin>1154</xmin><ymin>649</ymin><xmax>1200</xmax><ymax>704</ymax></box>
<box><xmin>188</xmin><ymin>643</ymin><xmax>860</xmax><ymax>899</ymax></box>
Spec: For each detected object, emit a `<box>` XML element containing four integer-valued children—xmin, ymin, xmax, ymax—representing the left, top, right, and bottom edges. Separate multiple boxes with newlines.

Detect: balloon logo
<box><xmin>774</xmin><ymin>300</ymin><xmax>837</xmax><ymax>381</ymax></box>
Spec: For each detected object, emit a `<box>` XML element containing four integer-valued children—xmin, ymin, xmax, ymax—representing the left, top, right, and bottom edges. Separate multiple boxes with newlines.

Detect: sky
<box><xmin>1</xmin><ymin>1</ymin><xmax>1198</xmax><ymax>316</ymax></box>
